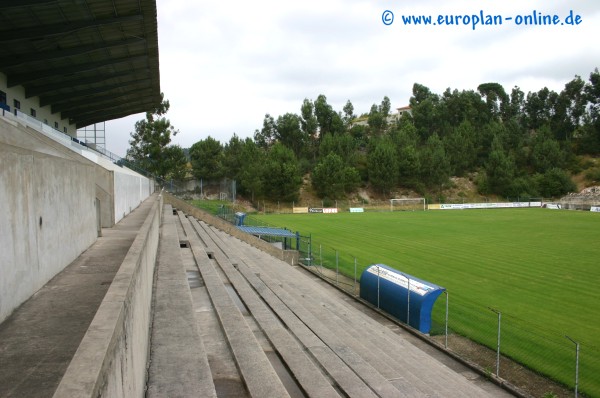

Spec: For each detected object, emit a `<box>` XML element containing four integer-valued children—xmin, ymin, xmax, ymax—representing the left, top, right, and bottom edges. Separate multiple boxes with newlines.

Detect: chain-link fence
<box><xmin>252</xmin><ymin>199</ymin><xmax>424</xmax><ymax>214</ymax></box>
<box><xmin>198</xmin><ymin>200</ymin><xmax>599</xmax><ymax>397</ymax></box>
<box><xmin>298</xmin><ymin>241</ymin><xmax>600</xmax><ymax>397</ymax></box>
<box><xmin>163</xmin><ymin>178</ymin><xmax>237</xmax><ymax>201</ymax></box>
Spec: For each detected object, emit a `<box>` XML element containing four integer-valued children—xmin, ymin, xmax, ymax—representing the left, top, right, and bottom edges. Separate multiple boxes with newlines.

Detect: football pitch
<box><xmin>254</xmin><ymin>208</ymin><xmax>600</xmax><ymax>394</ymax></box>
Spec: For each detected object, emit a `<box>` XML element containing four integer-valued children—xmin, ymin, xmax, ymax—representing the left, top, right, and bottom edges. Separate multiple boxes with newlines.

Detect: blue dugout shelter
<box><xmin>360</xmin><ymin>264</ymin><xmax>445</xmax><ymax>334</ymax></box>
<box><xmin>235</xmin><ymin>211</ymin><xmax>298</xmax><ymax>250</ymax></box>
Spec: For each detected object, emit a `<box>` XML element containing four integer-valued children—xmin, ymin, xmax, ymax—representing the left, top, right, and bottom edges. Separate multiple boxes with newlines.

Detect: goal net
<box><xmin>390</xmin><ymin>198</ymin><xmax>426</xmax><ymax>211</ymax></box>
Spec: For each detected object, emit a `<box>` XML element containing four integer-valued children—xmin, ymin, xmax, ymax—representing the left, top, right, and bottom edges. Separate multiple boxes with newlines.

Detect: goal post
<box><xmin>390</xmin><ymin>198</ymin><xmax>426</xmax><ymax>211</ymax></box>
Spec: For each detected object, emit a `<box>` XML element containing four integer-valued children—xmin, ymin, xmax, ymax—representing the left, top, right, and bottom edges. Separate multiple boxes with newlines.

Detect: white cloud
<box><xmin>105</xmin><ymin>0</ymin><xmax>600</xmax><ymax>155</ymax></box>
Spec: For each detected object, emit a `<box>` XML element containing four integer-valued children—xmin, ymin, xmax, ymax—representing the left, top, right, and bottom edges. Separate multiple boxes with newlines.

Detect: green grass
<box><xmin>254</xmin><ymin>209</ymin><xmax>600</xmax><ymax>396</ymax></box>
<box><xmin>188</xmin><ymin>199</ymin><xmax>231</xmax><ymax>215</ymax></box>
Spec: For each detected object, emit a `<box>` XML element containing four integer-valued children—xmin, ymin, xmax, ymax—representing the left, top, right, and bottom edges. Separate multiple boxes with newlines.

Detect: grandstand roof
<box><xmin>0</xmin><ymin>0</ymin><xmax>160</xmax><ymax>128</ymax></box>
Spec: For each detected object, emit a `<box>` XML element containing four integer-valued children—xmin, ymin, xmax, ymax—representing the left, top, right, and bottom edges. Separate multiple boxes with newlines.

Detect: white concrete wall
<box><xmin>0</xmin><ymin>119</ymin><xmax>97</xmax><ymax>323</ymax></box>
<box><xmin>80</xmin><ymin>149</ymin><xmax>154</xmax><ymax>226</ymax></box>
<box><xmin>114</xmin><ymin>168</ymin><xmax>152</xmax><ymax>224</ymax></box>
<box><xmin>54</xmin><ymin>195</ymin><xmax>162</xmax><ymax>398</ymax></box>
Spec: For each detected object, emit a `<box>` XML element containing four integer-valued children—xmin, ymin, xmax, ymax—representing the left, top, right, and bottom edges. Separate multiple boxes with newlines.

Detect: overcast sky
<box><xmin>105</xmin><ymin>0</ymin><xmax>600</xmax><ymax>156</ymax></box>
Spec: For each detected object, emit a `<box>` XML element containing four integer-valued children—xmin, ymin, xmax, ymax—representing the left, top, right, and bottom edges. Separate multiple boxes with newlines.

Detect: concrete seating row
<box><xmin>161</xmin><ymin>206</ymin><xmax>500</xmax><ymax>398</ymax></box>
<box><xmin>145</xmin><ymin>205</ymin><xmax>216</xmax><ymax>397</ymax></box>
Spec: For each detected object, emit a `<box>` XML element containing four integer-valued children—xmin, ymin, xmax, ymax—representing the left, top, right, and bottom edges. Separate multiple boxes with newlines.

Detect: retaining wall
<box><xmin>0</xmin><ymin>119</ymin><xmax>98</xmax><ymax>323</ymax></box>
<box><xmin>53</xmin><ymin>193</ymin><xmax>162</xmax><ymax>398</ymax></box>
<box><xmin>163</xmin><ymin>193</ymin><xmax>297</xmax><ymax>265</ymax></box>
<box><xmin>113</xmin><ymin>167</ymin><xmax>154</xmax><ymax>224</ymax></box>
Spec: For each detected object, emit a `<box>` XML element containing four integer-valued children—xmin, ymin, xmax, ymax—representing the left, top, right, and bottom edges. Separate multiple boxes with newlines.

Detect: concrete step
<box><xmin>246</xmin><ymin>253</ymin><xmax>453</xmax><ymax>391</ymax></box>
<box><xmin>189</xmin><ymin>218</ymin><xmax>341</xmax><ymax>398</ymax></box>
<box><xmin>197</xmin><ymin>222</ymin><xmax>404</xmax><ymax>398</ymax></box>
<box><xmin>194</xmin><ymin>220</ymin><xmax>381</xmax><ymax>398</ymax></box>
<box><xmin>207</xmin><ymin>225</ymin><xmax>493</xmax><ymax>398</ymax></box>
<box><xmin>146</xmin><ymin>205</ymin><xmax>216</xmax><ymax>397</ymax></box>
<box><xmin>176</xmin><ymin>213</ymin><xmax>291</xmax><ymax>398</ymax></box>
<box><xmin>259</xmin><ymin>261</ymin><xmax>488</xmax><ymax>398</ymax></box>
<box><xmin>272</xmin><ymin>271</ymin><xmax>465</xmax><ymax>397</ymax></box>
<box><xmin>177</xmin><ymin>223</ymin><xmax>249</xmax><ymax>397</ymax></box>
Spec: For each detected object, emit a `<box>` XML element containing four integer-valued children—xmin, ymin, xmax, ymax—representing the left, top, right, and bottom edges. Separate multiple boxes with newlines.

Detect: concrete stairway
<box><xmin>201</xmin><ymin>222</ymin><xmax>490</xmax><ymax>398</ymax></box>
<box><xmin>146</xmin><ymin>205</ymin><xmax>513</xmax><ymax>398</ymax></box>
<box><xmin>146</xmin><ymin>205</ymin><xmax>216</xmax><ymax>397</ymax></box>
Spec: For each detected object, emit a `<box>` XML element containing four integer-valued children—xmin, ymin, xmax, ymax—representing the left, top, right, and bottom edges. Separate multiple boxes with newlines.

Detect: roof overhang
<box><xmin>0</xmin><ymin>0</ymin><xmax>160</xmax><ymax>128</ymax></box>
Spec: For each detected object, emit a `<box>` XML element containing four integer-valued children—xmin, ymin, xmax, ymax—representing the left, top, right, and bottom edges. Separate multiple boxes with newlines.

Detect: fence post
<box><xmin>377</xmin><ymin>265</ymin><xmax>380</xmax><ymax>309</ymax></box>
<box><xmin>490</xmin><ymin>308</ymin><xmax>501</xmax><ymax>377</ymax></box>
<box><xmin>444</xmin><ymin>291</ymin><xmax>449</xmax><ymax>349</ymax></box>
<box><xmin>336</xmin><ymin>250</ymin><xmax>339</xmax><ymax>285</ymax></box>
<box><xmin>354</xmin><ymin>258</ymin><xmax>357</xmax><ymax>296</ymax></box>
<box><xmin>407</xmin><ymin>277</ymin><xmax>410</xmax><ymax>326</ymax></box>
<box><xmin>308</xmin><ymin>234</ymin><xmax>312</xmax><ymax>266</ymax></box>
<box><xmin>319</xmin><ymin>244</ymin><xmax>322</xmax><ymax>267</ymax></box>
<box><xmin>565</xmin><ymin>336</ymin><xmax>580</xmax><ymax>398</ymax></box>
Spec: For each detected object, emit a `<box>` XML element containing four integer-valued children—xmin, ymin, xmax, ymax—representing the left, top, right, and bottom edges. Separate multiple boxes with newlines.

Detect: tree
<box><xmin>312</xmin><ymin>153</ymin><xmax>360</xmax><ymax>199</ymax></box>
<box><xmin>551</xmin><ymin>75</ymin><xmax>586</xmax><ymax>141</ymax></box>
<box><xmin>275</xmin><ymin>113</ymin><xmax>307</xmax><ymax>158</ymax></box>
<box><xmin>478</xmin><ymin>120</ymin><xmax>504</xmax><ymax>161</ymax></box>
<box><xmin>300</xmin><ymin>98</ymin><xmax>319</xmax><ymax>158</ymax></box>
<box><xmin>477</xmin><ymin>82</ymin><xmax>509</xmax><ymax>120</ymax></box>
<box><xmin>126</xmin><ymin>93</ymin><xmax>179</xmax><ymax>180</ymax></box>
<box><xmin>254</xmin><ymin>114</ymin><xmax>276</xmax><ymax>149</ymax></box>
<box><xmin>389</xmin><ymin>122</ymin><xmax>420</xmax><ymax>187</ymax></box>
<box><xmin>482</xmin><ymin>136</ymin><xmax>517</xmax><ymax>195</ymax></box>
<box><xmin>524</xmin><ymin>87</ymin><xmax>556</xmax><ymax>130</ymax></box>
<box><xmin>530</xmin><ymin>128</ymin><xmax>565</xmax><ymax>173</ymax></box>
<box><xmin>319</xmin><ymin>132</ymin><xmax>357</xmax><ymax>166</ymax></box>
<box><xmin>506</xmin><ymin>86</ymin><xmax>525</xmax><ymax>122</ymax></box>
<box><xmin>300</xmin><ymin>99</ymin><xmax>319</xmax><ymax>138</ymax></box>
<box><xmin>162</xmin><ymin>145</ymin><xmax>188</xmax><ymax>182</ymax></box>
<box><xmin>223</xmin><ymin>134</ymin><xmax>244</xmax><ymax>180</ymax></box>
<box><xmin>410</xmin><ymin>83</ymin><xmax>434</xmax><ymax>105</ymax></box>
<box><xmin>262</xmin><ymin>143</ymin><xmax>302</xmax><ymax>202</ymax></box>
<box><xmin>367</xmin><ymin>104</ymin><xmax>385</xmax><ymax>134</ymax></box>
<box><xmin>420</xmin><ymin>133</ymin><xmax>450</xmax><ymax>189</ymax></box>
<box><xmin>367</xmin><ymin>138</ymin><xmax>398</xmax><ymax>194</ymax></box>
<box><xmin>576</xmin><ymin>69</ymin><xmax>600</xmax><ymax>154</ymax></box>
<box><xmin>314</xmin><ymin>94</ymin><xmax>335</xmax><ymax>136</ymax></box>
<box><xmin>534</xmin><ymin>168</ymin><xmax>575</xmax><ymax>198</ymax></box>
<box><xmin>367</xmin><ymin>96</ymin><xmax>392</xmax><ymax>134</ymax></box>
<box><xmin>189</xmin><ymin>136</ymin><xmax>223</xmax><ymax>181</ymax></box>
<box><xmin>444</xmin><ymin>121</ymin><xmax>477</xmax><ymax>176</ymax></box>
<box><xmin>380</xmin><ymin>96</ymin><xmax>391</xmax><ymax>119</ymax></box>
<box><xmin>586</xmin><ymin>68</ymin><xmax>600</xmax><ymax>124</ymax></box>
<box><xmin>342</xmin><ymin>100</ymin><xmax>355</xmax><ymax>128</ymax></box>
<box><xmin>237</xmin><ymin>138</ymin><xmax>265</xmax><ymax>200</ymax></box>
<box><xmin>437</xmin><ymin>88</ymin><xmax>490</xmax><ymax>135</ymax></box>
<box><xmin>409</xmin><ymin>84</ymin><xmax>440</xmax><ymax>141</ymax></box>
